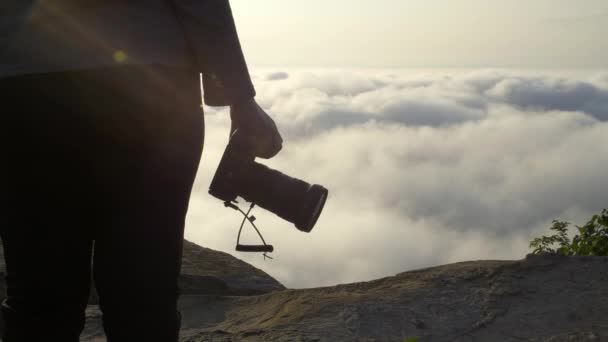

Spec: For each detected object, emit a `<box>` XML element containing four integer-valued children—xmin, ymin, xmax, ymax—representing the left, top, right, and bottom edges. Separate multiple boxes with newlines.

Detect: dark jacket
<box><xmin>0</xmin><ymin>0</ymin><xmax>255</xmax><ymax>106</ymax></box>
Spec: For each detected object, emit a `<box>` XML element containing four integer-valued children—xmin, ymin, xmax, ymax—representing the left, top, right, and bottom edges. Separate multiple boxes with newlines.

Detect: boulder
<box><xmin>179</xmin><ymin>240</ymin><xmax>285</xmax><ymax>296</ymax></box>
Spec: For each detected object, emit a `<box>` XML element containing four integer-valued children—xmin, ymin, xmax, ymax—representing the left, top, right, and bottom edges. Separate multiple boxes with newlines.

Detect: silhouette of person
<box><xmin>0</xmin><ymin>1</ymin><xmax>281</xmax><ymax>341</ymax></box>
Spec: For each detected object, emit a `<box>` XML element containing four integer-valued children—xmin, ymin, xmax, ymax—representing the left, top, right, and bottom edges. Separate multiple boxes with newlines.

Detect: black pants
<box><xmin>0</xmin><ymin>65</ymin><xmax>204</xmax><ymax>341</ymax></box>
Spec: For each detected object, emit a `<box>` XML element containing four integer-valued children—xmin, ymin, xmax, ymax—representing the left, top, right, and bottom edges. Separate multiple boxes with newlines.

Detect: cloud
<box><xmin>187</xmin><ymin>68</ymin><xmax>608</xmax><ymax>288</ymax></box>
<box><xmin>265</xmin><ymin>71</ymin><xmax>289</xmax><ymax>81</ymax></box>
<box><xmin>487</xmin><ymin>77</ymin><xmax>608</xmax><ymax>120</ymax></box>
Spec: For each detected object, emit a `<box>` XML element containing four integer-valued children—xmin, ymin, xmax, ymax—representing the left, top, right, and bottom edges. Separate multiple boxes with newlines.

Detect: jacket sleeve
<box><xmin>169</xmin><ymin>0</ymin><xmax>256</xmax><ymax>106</ymax></box>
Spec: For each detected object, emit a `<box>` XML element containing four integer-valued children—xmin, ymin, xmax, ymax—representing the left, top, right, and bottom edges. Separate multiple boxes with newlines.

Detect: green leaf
<box><xmin>529</xmin><ymin>209</ymin><xmax>608</xmax><ymax>257</ymax></box>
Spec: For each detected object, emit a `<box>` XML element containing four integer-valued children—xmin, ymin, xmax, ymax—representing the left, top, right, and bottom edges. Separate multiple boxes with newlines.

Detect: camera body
<box><xmin>209</xmin><ymin>130</ymin><xmax>328</xmax><ymax>233</ymax></box>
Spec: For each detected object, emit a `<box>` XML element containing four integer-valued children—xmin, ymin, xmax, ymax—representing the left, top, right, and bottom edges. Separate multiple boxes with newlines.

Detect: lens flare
<box><xmin>113</xmin><ymin>50</ymin><xmax>128</xmax><ymax>64</ymax></box>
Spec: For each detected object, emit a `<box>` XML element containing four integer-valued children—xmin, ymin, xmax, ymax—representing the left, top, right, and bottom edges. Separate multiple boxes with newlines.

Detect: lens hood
<box><xmin>296</xmin><ymin>184</ymin><xmax>329</xmax><ymax>233</ymax></box>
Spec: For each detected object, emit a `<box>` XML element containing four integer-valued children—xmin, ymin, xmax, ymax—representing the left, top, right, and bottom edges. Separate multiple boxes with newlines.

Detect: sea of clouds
<box><xmin>185</xmin><ymin>68</ymin><xmax>608</xmax><ymax>288</ymax></box>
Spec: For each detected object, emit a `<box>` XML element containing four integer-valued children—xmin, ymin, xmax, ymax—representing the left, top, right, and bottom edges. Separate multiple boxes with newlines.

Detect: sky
<box><xmin>231</xmin><ymin>0</ymin><xmax>608</xmax><ymax>68</ymax></box>
<box><xmin>182</xmin><ymin>2</ymin><xmax>608</xmax><ymax>289</ymax></box>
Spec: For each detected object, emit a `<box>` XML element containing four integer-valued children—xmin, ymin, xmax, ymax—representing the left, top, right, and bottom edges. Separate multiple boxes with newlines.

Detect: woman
<box><xmin>0</xmin><ymin>1</ymin><xmax>281</xmax><ymax>341</ymax></box>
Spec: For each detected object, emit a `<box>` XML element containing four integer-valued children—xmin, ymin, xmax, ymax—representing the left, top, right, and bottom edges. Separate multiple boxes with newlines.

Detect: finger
<box><xmin>275</xmin><ymin>130</ymin><xmax>283</xmax><ymax>145</ymax></box>
<box><xmin>272</xmin><ymin>131</ymin><xmax>283</xmax><ymax>151</ymax></box>
<box><xmin>256</xmin><ymin>134</ymin><xmax>282</xmax><ymax>159</ymax></box>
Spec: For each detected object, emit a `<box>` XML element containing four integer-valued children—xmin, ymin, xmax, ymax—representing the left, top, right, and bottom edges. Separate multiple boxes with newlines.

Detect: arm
<box><xmin>169</xmin><ymin>0</ymin><xmax>255</xmax><ymax>106</ymax></box>
<box><xmin>169</xmin><ymin>0</ymin><xmax>282</xmax><ymax>158</ymax></box>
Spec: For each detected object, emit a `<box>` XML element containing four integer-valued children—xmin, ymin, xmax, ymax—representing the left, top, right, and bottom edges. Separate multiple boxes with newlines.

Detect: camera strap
<box><xmin>224</xmin><ymin>201</ymin><xmax>274</xmax><ymax>260</ymax></box>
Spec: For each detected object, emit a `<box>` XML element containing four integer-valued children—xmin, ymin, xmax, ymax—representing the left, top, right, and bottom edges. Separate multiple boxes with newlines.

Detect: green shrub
<box><xmin>529</xmin><ymin>209</ymin><xmax>608</xmax><ymax>256</ymax></box>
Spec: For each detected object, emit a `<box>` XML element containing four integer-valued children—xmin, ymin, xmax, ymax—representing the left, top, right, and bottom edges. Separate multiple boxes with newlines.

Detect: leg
<box><xmin>0</xmin><ymin>72</ymin><xmax>99</xmax><ymax>341</ymax></box>
<box><xmin>85</xmin><ymin>65</ymin><xmax>204</xmax><ymax>342</ymax></box>
<box><xmin>0</xmin><ymin>233</ymin><xmax>93</xmax><ymax>342</ymax></box>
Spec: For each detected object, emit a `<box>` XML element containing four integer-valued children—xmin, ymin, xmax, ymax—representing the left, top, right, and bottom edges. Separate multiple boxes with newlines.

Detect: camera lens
<box><xmin>238</xmin><ymin>162</ymin><xmax>328</xmax><ymax>233</ymax></box>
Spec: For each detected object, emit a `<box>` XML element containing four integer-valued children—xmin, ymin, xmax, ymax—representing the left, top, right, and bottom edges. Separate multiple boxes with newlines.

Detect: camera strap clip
<box><xmin>225</xmin><ymin>201</ymin><xmax>274</xmax><ymax>260</ymax></box>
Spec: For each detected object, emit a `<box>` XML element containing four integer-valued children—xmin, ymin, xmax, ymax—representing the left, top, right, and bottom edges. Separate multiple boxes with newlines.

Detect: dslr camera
<box><xmin>209</xmin><ymin>130</ymin><xmax>328</xmax><ymax>254</ymax></box>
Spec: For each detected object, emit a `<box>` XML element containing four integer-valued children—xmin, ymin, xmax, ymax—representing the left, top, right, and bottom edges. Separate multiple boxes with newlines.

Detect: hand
<box><xmin>230</xmin><ymin>98</ymin><xmax>283</xmax><ymax>159</ymax></box>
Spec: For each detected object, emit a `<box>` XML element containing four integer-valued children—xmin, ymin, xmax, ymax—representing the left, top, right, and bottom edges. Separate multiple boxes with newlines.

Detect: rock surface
<box><xmin>171</xmin><ymin>254</ymin><xmax>608</xmax><ymax>342</ymax></box>
<box><xmin>3</xmin><ymin>241</ymin><xmax>608</xmax><ymax>341</ymax></box>
<box><xmin>79</xmin><ymin>254</ymin><xmax>608</xmax><ymax>341</ymax></box>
